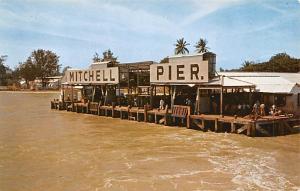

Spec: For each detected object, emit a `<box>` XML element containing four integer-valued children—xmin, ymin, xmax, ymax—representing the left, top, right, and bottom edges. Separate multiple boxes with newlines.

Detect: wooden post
<box><xmin>215</xmin><ymin>119</ymin><xmax>218</xmax><ymax>132</ymax></box>
<box><xmin>231</xmin><ymin>122</ymin><xmax>236</xmax><ymax>133</ymax></box>
<box><xmin>118</xmin><ymin>84</ymin><xmax>121</xmax><ymax>105</ymax></box>
<box><xmin>144</xmin><ymin>105</ymin><xmax>148</xmax><ymax>122</ymax></box>
<box><xmin>71</xmin><ymin>85</ymin><xmax>74</xmax><ymax>111</ymax></box>
<box><xmin>164</xmin><ymin>105</ymin><xmax>168</xmax><ymax>126</ymax></box>
<box><xmin>112</xmin><ymin>102</ymin><xmax>115</xmax><ymax>118</ymax></box>
<box><xmin>249</xmin><ymin>87</ymin><xmax>253</xmax><ymax>106</ymax></box>
<box><xmin>171</xmin><ymin>86</ymin><xmax>176</xmax><ymax>109</ymax></box>
<box><xmin>92</xmin><ymin>86</ymin><xmax>96</xmax><ymax>102</ymax></box>
<box><xmin>62</xmin><ymin>85</ymin><xmax>65</xmax><ymax>106</ymax></box>
<box><xmin>196</xmin><ymin>87</ymin><xmax>200</xmax><ymax>114</ymax></box>
<box><xmin>247</xmin><ymin>122</ymin><xmax>256</xmax><ymax>137</ymax></box>
<box><xmin>104</xmin><ymin>85</ymin><xmax>108</xmax><ymax>106</ymax></box>
<box><xmin>220</xmin><ymin>76</ymin><xmax>224</xmax><ymax>116</ymax></box>
<box><xmin>127</xmin><ymin>106</ymin><xmax>130</xmax><ymax>120</ymax></box>
<box><xmin>150</xmin><ymin>85</ymin><xmax>153</xmax><ymax>108</ymax></box>
<box><xmin>186</xmin><ymin>106</ymin><xmax>191</xmax><ymax>129</ymax></box>
<box><xmin>220</xmin><ymin>87</ymin><xmax>223</xmax><ymax>116</ymax></box>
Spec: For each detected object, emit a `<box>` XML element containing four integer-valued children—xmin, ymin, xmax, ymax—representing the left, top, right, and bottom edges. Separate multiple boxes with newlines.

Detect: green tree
<box><xmin>239</xmin><ymin>53</ymin><xmax>300</xmax><ymax>72</ymax></box>
<box><xmin>102</xmin><ymin>49</ymin><xmax>118</xmax><ymax>65</ymax></box>
<box><xmin>195</xmin><ymin>38</ymin><xmax>209</xmax><ymax>53</ymax></box>
<box><xmin>174</xmin><ymin>38</ymin><xmax>190</xmax><ymax>55</ymax></box>
<box><xmin>17</xmin><ymin>59</ymin><xmax>37</xmax><ymax>88</ymax></box>
<box><xmin>0</xmin><ymin>55</ymin><xmax>7</xmax><ymax>78</ymax></box>
<box><xmin>92</xmin><ymin>52</ymin><xmax>101</xmax><ymax>62</ymax></box>
<box><xmin>160</xmin><ymin>57</ymin><xmax>169</xmax><ymax>63</ymax></box>
<box><xmin>0</xmin><ymin>55</ymin><xmax>13</xmax><ymax>86</ymax></box>
<box><xmin>93</xmin><ymin>49</ymin><xmax>118</xmax><ymax>65</ymax></box>
<box><xmin>27</xmin><ymin>49</ymin><xmax>60</xmax><ymax>87</ymax></box>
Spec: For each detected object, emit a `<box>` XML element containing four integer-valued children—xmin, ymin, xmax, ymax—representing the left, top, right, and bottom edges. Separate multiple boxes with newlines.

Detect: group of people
<box><xmin>252</xmin><ymin>100</ymin><xmax>282</xmax><ymax>116</ymax></box>
<box><xmin>222</xmin><ymin>100</ymin><xmax>282</xmax><ymax>117</ymax></box>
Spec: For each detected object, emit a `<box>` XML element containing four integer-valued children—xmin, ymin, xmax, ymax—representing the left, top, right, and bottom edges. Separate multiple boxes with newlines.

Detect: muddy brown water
<box><xmin>0</xmin><ymin>92</ymin><xmax>299</xmax><ymax>191</ymax></box>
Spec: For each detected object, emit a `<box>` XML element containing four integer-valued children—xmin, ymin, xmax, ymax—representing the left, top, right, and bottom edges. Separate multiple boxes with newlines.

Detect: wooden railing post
<box><xmin>186</xmin><ymin>106</ymin><xmax>191</xmax><ymax>129</ymax></box>
<box><xmin>144</xmin><ymin>105</ymin><xmax>148</xmax><ymax>122</ymax></box>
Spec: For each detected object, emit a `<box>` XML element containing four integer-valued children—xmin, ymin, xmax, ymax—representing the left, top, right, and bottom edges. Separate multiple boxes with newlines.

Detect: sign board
<box><xmin>150</xmin><ymin>61</ymin><xmax>209</xmax><ymax>83</ymax></box>
<box><xmin>65</xmin><ymin>67</ymin><xmax>119</xmax><ymax>84</ymax></box>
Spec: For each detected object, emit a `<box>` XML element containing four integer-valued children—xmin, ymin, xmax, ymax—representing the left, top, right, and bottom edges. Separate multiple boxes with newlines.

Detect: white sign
<box><xmin>150</xmin><ymin>61</ymin><xmax>209</xmax><ymax>83</ymax></box>
<box><xmin>65</xmin><ymin>67</ymin><xmax>119</xmax><ymax>84</ymax></box>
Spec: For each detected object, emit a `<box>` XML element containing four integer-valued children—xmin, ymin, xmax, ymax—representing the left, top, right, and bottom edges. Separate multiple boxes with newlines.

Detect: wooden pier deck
<box><xmin>51</xmin><ymin>101</ymin><xmax>299</xmax><ymax>137</ymax></box>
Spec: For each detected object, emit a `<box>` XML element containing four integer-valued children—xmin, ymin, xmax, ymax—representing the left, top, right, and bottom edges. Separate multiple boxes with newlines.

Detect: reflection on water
<box><xmin>0</xmin><ymin>92</ymin><xmax>299</xmax><ymax>190</ymax></box>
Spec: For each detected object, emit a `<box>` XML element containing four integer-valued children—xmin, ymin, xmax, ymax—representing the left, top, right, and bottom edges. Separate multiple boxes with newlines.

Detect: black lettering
<box><xmin>177</xmin><ymin>65</ymin><xmax>185</xmax><ymax>80</ymax></box>
<box><xmin>190</xmin><ymin>64</ymin><xmax>199</xmax><ymax>80</ymax></box>
<box><xmin>110</xmin><ymin>69</ymin><xmax>115</xmax><ymax>81</ymax></box>
<box><xmin>89</xmin><ymin>70</ymin><xmax>94</xmax><ymax>81</ymax></box>
<box><xmin>168</xmin><ymin>65</ymin><xmax>171</xmax><ymax>80</ymax></box>
<box><xmin>84</xmin><ymin>71</ymin><xmax>88</xmax><ymax>81</ymax></box>
<box><xmin>157</xmin><ymin>66</ymin><xmax>164</xmax><ymax>80</ymax></box>
<box><xmin>78</xmin><ymin>71</ymin><xmax>82</xmax><ymax>81</ymax></box>
<box><xmin>69</xmin><ymin>72</ymin><xmax>74</xmax><ymax>82</ymax></box>
<box><xmin>103</xmin><ymin>70</ymin><xmax>108</xmax><ymax>81</ymax></box>
<box><xmin>96</xmin><ymin>70</ymin><xmax>101</xmax><ymax>81</ymax></box>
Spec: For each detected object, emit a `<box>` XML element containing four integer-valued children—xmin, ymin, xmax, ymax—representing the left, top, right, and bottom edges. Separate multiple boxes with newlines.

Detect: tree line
<box><xmin>0</xmin><ymin>49</ymin><xmax>119</xmax><ymax>87</ymax></box>
<box><xmin>220</xmin><ymin>53</ymin><xmax>300</xmax><ymax>73</ymax></box>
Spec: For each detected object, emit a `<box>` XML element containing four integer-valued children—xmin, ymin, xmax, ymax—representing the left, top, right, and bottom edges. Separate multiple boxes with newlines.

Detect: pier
<box><xmin>51</xmin><ymin>53</ymin><xmax>300</xmax><ymax>137</ymax></box>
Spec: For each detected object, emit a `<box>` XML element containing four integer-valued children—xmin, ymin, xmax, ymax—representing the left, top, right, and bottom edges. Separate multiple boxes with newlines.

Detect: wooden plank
<box><xmin>159</xmin><ymin>117</ymin><xmax>165</xmax><ymax>124</ymax></box>
<box><xmin>237</xmin><ymin>125</ymin><xmax>248</xmax><ymax>134</ymax></box>
<box><xmin>193</xmin><ymin>119</ymin><xmax>204</xmax><ymax>130</ymax></box>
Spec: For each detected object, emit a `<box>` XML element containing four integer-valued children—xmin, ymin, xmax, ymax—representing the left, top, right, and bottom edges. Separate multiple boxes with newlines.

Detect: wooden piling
<box><xmin>144</xmin><ymin>105</ymin><xmax>148</xmax><ymax>122</ymax></box>
<box><xmin>214</xmin><ymin>119</ymin><xmax>218</xmax><ymax>132</ymax></box>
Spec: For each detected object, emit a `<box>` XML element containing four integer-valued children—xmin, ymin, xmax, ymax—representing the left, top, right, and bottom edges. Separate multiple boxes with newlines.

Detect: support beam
<box><xmin>231</xmin><ymin>122</ymin><xmax>236</xmax><ymax>133</ymax></box>
<box><xmin>214</xmin><ymin>119</ymin><xmax>218</xmax><ymax>132</ymax></box>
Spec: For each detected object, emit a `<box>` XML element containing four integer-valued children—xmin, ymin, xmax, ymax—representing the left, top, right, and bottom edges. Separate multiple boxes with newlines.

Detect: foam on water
<box><xmin>207</xmin><ymin>143</ymin><xmax>297</xmax><ymax>190</ymax></box>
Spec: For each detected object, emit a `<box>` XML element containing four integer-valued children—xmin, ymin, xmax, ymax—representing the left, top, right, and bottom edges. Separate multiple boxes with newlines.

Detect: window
<box><xmin>274</xmin><ymin>95</ymin><xmax>286</xmax><ymax>107</ymax></box>
<box><xmin>298</xmin><ymin>93</ymin><xmax>300</xmax><ymax>106</ymax></box>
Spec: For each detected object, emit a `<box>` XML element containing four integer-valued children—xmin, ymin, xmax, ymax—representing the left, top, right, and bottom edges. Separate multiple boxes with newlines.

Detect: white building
<box><xmin>219</xmin><ymin>72</ymin><xmax>300</xmax><ymax>116</ymax></box>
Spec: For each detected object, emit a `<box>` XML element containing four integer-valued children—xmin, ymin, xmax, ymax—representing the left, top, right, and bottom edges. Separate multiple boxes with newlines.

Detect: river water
<box><xmin>0</xmin><ymin>92</ymin><xmax>299</xmax><ymax>191</ymax></box>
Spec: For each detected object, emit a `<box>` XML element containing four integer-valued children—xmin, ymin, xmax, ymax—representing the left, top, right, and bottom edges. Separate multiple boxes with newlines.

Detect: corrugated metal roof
<box><xmin>233</xmin><ymin>76</ymin><xmax>295</xmax><ymax>93</ymax></box>
<box><xmin>219</xmin><ymin>72</ymin><xmax>300</xmax><ymax>93</ymax></box>
<box><xmin>219</xmin><ymin>72</ymin><xmax>300</xmax><ymax>83</ymax></box>
<box><xmin>202</xmin><ymin>76</ymin><xmax>254</xmax><ymax>87</ymax></box>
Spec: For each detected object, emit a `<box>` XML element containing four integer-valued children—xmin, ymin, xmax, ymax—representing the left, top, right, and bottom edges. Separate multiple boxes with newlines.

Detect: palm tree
<box><xmin>195</xmin><ymin>38</ymin><xmax>209</xmax><ymax>53</ymax></box>
<box><xmin>174</xmin><ymin>38</ymin><xmax>190</xmax><ymax>55</ymax></box>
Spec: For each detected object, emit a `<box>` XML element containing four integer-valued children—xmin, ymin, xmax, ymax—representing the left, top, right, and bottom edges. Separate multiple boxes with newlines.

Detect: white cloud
<box><xmin>180</xmin><ymin>0</ymin><xmax>242</xmax><ymax>27</ymax></box>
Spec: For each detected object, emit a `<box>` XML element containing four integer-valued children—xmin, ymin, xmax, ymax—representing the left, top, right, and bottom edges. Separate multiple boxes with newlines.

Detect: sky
<box><xmin>0</xmin><ymin>0</ymin><xmax>299</xmax><ymax>70</ymax></box>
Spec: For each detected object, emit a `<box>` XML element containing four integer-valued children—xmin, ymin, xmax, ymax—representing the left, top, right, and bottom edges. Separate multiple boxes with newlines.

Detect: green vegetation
<box><xmin>174</xmin><ymin>38</ymin><xmax>190</xmax><ymax>55</ymax></box>
<box><xmin>239</xmin><ymin>53</ymin><xmax>300</xmax><ymax>72</ymax></box>
<box><xmin>17</xmin><ymin>49</ymin><xmax>60</xmax><ymax>87</ymax></box>
<box><xmin>0</xmin><ymin>55</ymin><xmax>10</xmax><ymax>85</ymax></box>
<box><xmin>195</xmin><ymin>38</ymin><xmax>209</xmax><ymax>53</ymax></box>
<box><xmin>93</xmin><ymin>49</ymin><xmax>118</xmax><ymax>65</ymax></box>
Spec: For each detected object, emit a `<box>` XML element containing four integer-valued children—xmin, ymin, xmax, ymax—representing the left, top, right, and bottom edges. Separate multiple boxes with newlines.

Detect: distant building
<box><xmin>219</xmin><ymin>72</ymin><xmax>300</xmax><ymax>116</ymax></box>
<box><xmin>32</xmin><ymin>76</ymin><xmax>62</xmax><ymax>90</ymax></box>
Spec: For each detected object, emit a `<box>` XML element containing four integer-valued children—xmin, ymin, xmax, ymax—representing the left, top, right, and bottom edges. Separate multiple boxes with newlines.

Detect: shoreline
<box><xmin>0</xmin><ymin>90</ymin><xmax>60</xmax><ymax>93</ymax></box>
